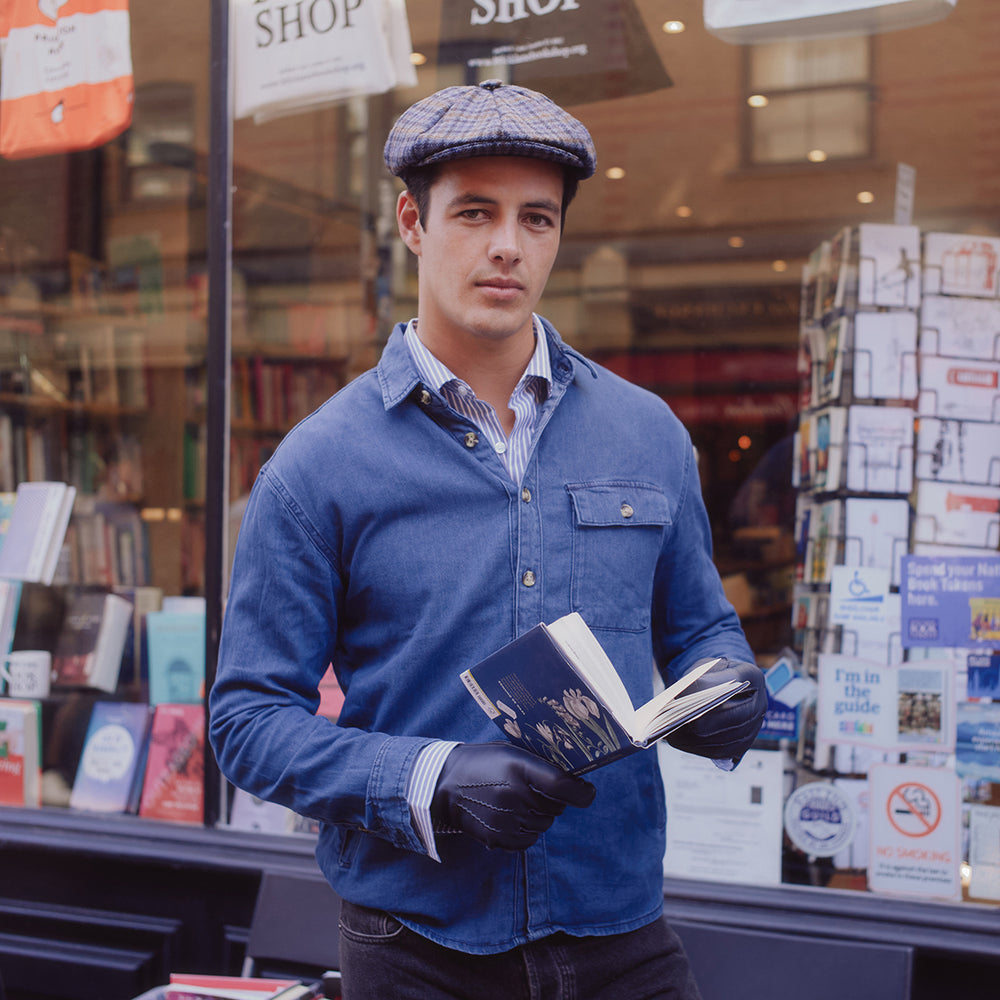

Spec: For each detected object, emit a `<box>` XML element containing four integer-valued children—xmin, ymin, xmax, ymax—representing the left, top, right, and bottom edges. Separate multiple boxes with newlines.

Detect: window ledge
<box><xmin>0</xmin><ymin>805</ymin><xmax>319</xmax><ymax>875</ymax></box>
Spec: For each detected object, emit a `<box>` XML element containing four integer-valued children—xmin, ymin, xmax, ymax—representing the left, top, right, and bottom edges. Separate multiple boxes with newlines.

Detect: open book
<box><xmin>459</xmin><ymin>612</ymin><xmax>748</xmax><ymax>775</ymax></box>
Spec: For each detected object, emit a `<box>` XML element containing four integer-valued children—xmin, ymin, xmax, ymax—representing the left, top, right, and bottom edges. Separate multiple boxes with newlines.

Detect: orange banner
<box><xmin>0</xmin><ymin>0</ymin><xmax>133</xmax><ymax>159</ymax></box>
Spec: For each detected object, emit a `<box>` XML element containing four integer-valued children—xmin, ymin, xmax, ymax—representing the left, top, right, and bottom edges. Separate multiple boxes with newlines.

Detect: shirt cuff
<box><xmin>407</xmin><ymin>740</ymin><xmax>461</xmax><ymax>863</ymax></box>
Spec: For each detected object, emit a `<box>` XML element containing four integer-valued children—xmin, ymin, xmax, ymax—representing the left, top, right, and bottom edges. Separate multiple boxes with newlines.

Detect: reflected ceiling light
<box><xmin>662</xmin><ymin>20</ymin><xmax>685</xmax><ymax>33</ymax></box>
<box><xmin>410</xmin><ymin>52</ymin><xmax>427</xmax><ymax>66</ymax></box>
<box><xmin>857</xmin><ymin>190</ymin><xmax>876</xmax><ymax>204</ymax></box>
<box><xmin>738</xmin><ymin>435</ymin><xmax>752</xmax><ymax>450</ymax></box>
<box><xmin>747</xmin><ymin>94</ymin><xmax>769</xmax><ymax>108</ymax></box>
<box><xmin>728</xmin><ymin>449</ymin><xmax>742</xmax><ymax>462</ymax></box>
<box><xmin>675</xmin><ymin>204</ymin><xmax>693</xmax><ymax>218</ymax></box>
<box><xmin>807</xmin><ymin>149</ymin><xmax>828</xmax><ymax>163</ymax></box>
<box><xmin>728</xmin><ymin>235</ymin><xmax>745</xmax><ymax>248</ymax></box>
<box><xmin>605</xmin><ymin>166</ymin><xmax>626</xmax><ymax>180</ymax></box>
<box><xmin>772</xmin><ymin>259</ymin><xmax>788</xmax><ymax>272</ymax></box>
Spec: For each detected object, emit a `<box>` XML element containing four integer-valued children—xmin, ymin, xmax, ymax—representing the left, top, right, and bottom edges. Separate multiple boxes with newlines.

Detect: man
<box><xmin>210</xmin><ymin>80</ymin><xmax>766</xmax><ymax>999</ymax></box>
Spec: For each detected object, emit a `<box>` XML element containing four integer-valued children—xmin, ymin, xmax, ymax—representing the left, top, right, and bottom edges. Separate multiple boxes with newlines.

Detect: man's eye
<box><xmin>525</xmin><ymin>214</ymin><xmax>555</xmax><ymax>227</ymax></box>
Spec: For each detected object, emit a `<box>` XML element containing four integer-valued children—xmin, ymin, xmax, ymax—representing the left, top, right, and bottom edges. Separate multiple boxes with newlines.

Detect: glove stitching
<box><xmin>455</xmin><ymin>801</ymin><xmax>505</xmax><ymax>832</ymax></box>
<box><xmin>458</xmin><ymin>793</ymin><xmax>516</xmax><ymax>815</ymax></box>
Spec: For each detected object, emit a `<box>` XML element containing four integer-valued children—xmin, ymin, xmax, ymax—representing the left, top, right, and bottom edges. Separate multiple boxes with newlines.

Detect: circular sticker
<box><xmin>783</xmin><ymin>782</ymin><xmax>856</xmax><ymax>858</ymax></box>
<box><xmin>80</xmin><ymin>723</ymin><xmax>136</xmax><ymax>783</ymax></box>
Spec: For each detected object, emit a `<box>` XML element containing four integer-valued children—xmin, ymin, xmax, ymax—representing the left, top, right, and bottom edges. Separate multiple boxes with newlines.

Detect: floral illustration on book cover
<box><xmin>491</xmin><ymin>671</ymin><xmax>630</xmax><ymax>774</ymax></box>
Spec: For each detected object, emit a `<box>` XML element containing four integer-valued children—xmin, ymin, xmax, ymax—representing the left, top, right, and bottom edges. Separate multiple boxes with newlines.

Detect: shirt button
<box><xmin>521</xmin><ymin>488</ymin><xmax>532</xmax><ymax>503</ymax></box>
<box><xmin>621</xmin><ymin>503</ymin><xmax>634</xmax><ymax>519</ymax></box>
<box><xmin>419</xmin><ymin>389</ymin><xmax>431</xmax><ymax>405</ymax></box>
<box><xmin>465</xmin><ymin>432</ymin><xmax>479</xmax><ymax>448</ymax></box>
<box><xmin>522</xmin><ymin>570</ymin><xmax>536</xmax><ymax>587</ymax></box>
<box><xmin>494</xmin><ymin>441</ymin><xmax>507</xmax><ymax>455</ymax></box>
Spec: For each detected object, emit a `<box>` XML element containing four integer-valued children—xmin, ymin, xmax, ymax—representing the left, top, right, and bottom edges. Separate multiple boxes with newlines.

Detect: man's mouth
<box><xmin>477</xmin><ymin>278</ymin><xmax>524</xmax><ymax>290</ymax></box>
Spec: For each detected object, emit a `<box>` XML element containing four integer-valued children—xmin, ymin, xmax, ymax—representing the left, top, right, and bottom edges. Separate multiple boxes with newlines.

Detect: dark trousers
<box><xmin>338</xmin><ymin>900</ymin><xmax>703</xmax><ymax>1000</ymax></box>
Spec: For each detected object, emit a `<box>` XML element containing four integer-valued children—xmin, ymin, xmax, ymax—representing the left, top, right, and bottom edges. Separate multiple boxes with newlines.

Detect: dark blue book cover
<box><xmin>69</xmin><ymin>700</ymin><xmax>153</xmax><ymax>813</ymax></box>
<box><xmin>460</xmin><ymin>614</ymin><xmax>742</xmax><ymax>775</ymax></box>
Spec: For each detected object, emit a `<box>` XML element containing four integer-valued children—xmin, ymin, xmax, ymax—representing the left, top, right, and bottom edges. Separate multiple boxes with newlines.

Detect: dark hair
<box><xmin>400</xmin><ymin>161</ymin><xmax>580</xmax><ymax>233</ymax></box>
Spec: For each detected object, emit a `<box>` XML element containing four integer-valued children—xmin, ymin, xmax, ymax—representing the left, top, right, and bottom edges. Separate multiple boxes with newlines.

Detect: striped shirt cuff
<box><xmin>408</xmin><ymin>740</ymin><xmax>461</xmax><ymax>863</ymax></box>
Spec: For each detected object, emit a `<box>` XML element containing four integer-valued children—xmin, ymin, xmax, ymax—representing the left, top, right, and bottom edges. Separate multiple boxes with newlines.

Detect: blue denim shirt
<box><xmin>209</xmin><ymin>319</ymin><xmax>754</xmax><ymax>954</ymax></box>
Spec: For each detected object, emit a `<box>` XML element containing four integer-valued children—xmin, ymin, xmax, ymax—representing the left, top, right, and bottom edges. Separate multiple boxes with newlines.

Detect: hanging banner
<box><xmin>704</xmin><ymin>0</ymin><xmax>957</xmax><ymax>44</ymax></box>
<box><xmin>232</xmin><ymin>0</ymin><xmax>417</xmax><ymax>122</ymax></box>
<box><xmin>437</xmin><ymin>0</ymin><xmax>671</xmax><ymax>106</ymax></box>
<box><xmin>0</xmin><ymin>0</ymin><xmax>134</xmax><ymax>160</ymax></box>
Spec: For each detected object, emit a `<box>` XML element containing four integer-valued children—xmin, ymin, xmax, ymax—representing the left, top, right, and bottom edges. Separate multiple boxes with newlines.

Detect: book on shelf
<box><xmin>114</xmin><ymin>585</ymin><xmax>164</xmax><ymax>689</ymax></box>
<box><xmin>0</xmin><ymin>490</ymin><xmax>15</xmax><ymax>538</ymax></box>
<box><xmin>69</xmin><ymin>495</ymin><xmax>149</xmax><ymax>588</ymax></box>
<box><xmin>69</xmin><ymin>700</ymin><xmax>153</xmax><ymax>814</ymax></box>
<box><xmin>228</xmin><ymin>786</ymin><xmax>300</xmax><ymax>835</ymax></box>
<box><xmin>51</xmin><ymin>589</ymin><xmax>134</xmax><ymax>693</ymax></box>
<box><xmin>138</xmin><ymin>702</ymin><xmax>205</xmax><ymax>824</ymax></box>
<box><xmin>0</xmin><ymin>698</ymin><xmax>41</xmax><ymax>807</ymax></box>
<box><xmin>0</xmin><ymin>481</ymin><xmax>76</xmax><ymax>585</ymax></box>
<box><xmin>0</xmin><ymin>578</ymin><xmax>22</xmax><ymax>664</ymax></box>
<box><xmin>146</xmin><ymin>609</ymin><xmax>206</xmax><ymax>706</ymax></box>
<box><xmin>0</xmin><ymin>419</ymin><xmax>13</xmax><ymax>492</ymax></box>
<box><xmin>459</xmin><ymin>613</ymin><xmax>748</xmax><ymax>775</ymax></box>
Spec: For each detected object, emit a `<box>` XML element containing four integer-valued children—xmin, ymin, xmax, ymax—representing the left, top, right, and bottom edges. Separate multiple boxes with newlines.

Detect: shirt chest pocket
<box><xmin>566</xmin><ymin>482</ymin><xmax>672</xmax><ymax>633</ymax></box>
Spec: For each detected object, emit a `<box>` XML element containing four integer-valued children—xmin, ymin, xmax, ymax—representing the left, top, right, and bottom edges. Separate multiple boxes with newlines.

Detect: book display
<box><xmin>785</xmin><ymin>223</ymin><xmax>1000</xmax><ymax>906</ymax></box>
<box><xmin>0</xmin><ymin>265</ymin><xmax>349</xmax><ymax>829</ymax></box>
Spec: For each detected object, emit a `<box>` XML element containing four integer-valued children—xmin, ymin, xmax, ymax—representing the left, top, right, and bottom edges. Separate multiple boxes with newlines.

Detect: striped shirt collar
<box><xmin>403</xmin><ymin>316</ymin><xmax>552</xmax><ymax>399</ymax></box>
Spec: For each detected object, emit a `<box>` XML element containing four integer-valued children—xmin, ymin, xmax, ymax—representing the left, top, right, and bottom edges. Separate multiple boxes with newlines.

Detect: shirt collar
<box><xmin>404</xmin><ymin>317</ymin><xmax>552</xmax><ymax>398</ymax></box>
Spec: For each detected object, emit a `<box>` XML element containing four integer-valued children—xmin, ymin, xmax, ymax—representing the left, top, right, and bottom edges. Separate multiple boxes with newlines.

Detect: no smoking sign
<box><xmin>870</xmin><ymin>765</ymin><xmax>960</xmax><ymax>901</ymax></box>
<box><xmin>887</xmin><ymin>782</ymin><xmax>941</xmax><ymax>838</ymax></box>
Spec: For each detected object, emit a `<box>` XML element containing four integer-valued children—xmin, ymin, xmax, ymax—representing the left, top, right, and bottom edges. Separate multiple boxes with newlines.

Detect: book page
<box><xmin>544</xmin><ymin>613</ymin><xmax>635</xmax><ymax>725</ymax></box>
<box><xmin>635</xmin><ymin>663</ymin><xmax>742</xmax><ymax>741</ymax></box>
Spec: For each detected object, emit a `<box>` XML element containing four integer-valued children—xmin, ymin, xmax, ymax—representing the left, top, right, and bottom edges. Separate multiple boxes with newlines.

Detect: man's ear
<box><xmin>397</xmin><ymin>190</ymin><xmax>422</xmax><ymax>255</ymax></box>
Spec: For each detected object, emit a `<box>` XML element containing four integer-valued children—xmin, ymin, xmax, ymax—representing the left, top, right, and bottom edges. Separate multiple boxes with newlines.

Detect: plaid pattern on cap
<box><xmin>384</xmin><ymin>80</ymin><xmax>596</xmax><ymax>180</ymax></box>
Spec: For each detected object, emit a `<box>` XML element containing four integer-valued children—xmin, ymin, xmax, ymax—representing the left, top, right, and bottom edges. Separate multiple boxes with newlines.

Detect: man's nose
<box><xmin>488</xmin><ymin>219</ymin><xmax>522</xmax><ymax>264</ymax></box>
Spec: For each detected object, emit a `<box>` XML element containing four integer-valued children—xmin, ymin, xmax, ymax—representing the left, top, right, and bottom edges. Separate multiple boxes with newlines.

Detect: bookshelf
<box><xmin>228</xmin><ymin>348</ymin><xmax>347</xmax><ymax>500</ymax></box>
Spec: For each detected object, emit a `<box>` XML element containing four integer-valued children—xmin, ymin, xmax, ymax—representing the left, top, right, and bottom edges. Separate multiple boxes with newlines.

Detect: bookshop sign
<box><xmin>901</xmin><ymin>554</ymin><xmax>1000</xmax><ymax>648</ymax></box>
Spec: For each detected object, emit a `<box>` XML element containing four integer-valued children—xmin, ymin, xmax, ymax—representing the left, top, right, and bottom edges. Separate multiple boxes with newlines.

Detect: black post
<box><xmin>203</xmin><ymin>0</ymin><xmax>233</xmax><ymax>828</ymax></box>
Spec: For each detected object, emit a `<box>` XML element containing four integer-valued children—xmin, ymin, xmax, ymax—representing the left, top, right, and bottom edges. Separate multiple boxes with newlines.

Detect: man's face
<box><xmin>398</xmin><ymin>155</ymin><xmax>564</xmax><ymax>351</ymax></box>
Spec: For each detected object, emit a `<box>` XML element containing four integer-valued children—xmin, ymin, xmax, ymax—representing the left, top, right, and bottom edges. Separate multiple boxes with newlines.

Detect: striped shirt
<box><xmin>404</xmin><ymin>316</ymin><xmax>552</xmax><ymax>486</ymax></box>
<box><xmin>403</xmin><ymin>316</ymin><xmax>552</xmax><ymax>860</ymax></box>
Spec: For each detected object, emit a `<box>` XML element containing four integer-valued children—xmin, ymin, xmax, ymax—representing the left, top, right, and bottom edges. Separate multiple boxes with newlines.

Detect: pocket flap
<box><xmin>567</xmin><ymin>482</ymin><xmax>672</xmax><ymax>528</ymax></box>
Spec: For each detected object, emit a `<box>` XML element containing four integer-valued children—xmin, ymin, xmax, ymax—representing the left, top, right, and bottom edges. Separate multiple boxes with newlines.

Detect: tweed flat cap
<box><xmin>384</xmin><ymin>80</ymin><xmax>596</xmax><ymax>180</ymax></box>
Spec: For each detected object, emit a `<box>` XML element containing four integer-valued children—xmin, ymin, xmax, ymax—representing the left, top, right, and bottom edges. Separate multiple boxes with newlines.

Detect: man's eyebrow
<box><xmin>447</xmin><ymin>192</ymin><xmax>561</xmax><ymax>216</ymax></box>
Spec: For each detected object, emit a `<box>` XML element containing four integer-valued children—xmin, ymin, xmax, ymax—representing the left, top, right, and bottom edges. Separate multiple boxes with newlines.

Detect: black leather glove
<box><xmin>431</xmin><ymin>742</ymin><xmax>596</xmax><ymax>851</ymax></box>
<box><xmin>665</xmin><ymin>658</ymin><xmax>767</xmax><ymax>763</ymax></box>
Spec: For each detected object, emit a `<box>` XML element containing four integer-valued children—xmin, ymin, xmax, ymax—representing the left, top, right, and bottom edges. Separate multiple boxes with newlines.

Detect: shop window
<box><xmin>743</xmin><ymin>36</ymin><xmax>873</xmax><ymax>166</ymax></box>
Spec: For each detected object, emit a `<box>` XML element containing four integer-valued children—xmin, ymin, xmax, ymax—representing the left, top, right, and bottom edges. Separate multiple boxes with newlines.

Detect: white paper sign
<box><xmin>704</xmin><ymin>0</ymin><xmax>957</xmax><ymax>42</ymax></box>
<box><xmin>894</xmin><ymin>163</ymin><xmax>916</xmax><ymax>226</ymax></box>
<box><xmin>868</xmin><ymin>763</ymin><xmax>961</xmax><ymax>901</ymax></box>
<box><xmin>817</xmin><ymin>654</ymin><xmax>955</xmax><ymax>753</ymax></box>
<box><xmin>232</xmin><ymin>0</ymin><xmax>417</xmax><ymax>121</ymax></box>
<box><xmin>660</xmin><ymin>747</ymin><xmax>783</xmax><ymax>886</ymax></box>
<box><xmin>830</xmin><ymin>565</ymin><xmax>891</xmax><ymax>629</ymax></box>
<box><xmin>968</xmin><ymin>804</ymin><xmax>1000</xmax><ymax>901</ymax></box>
